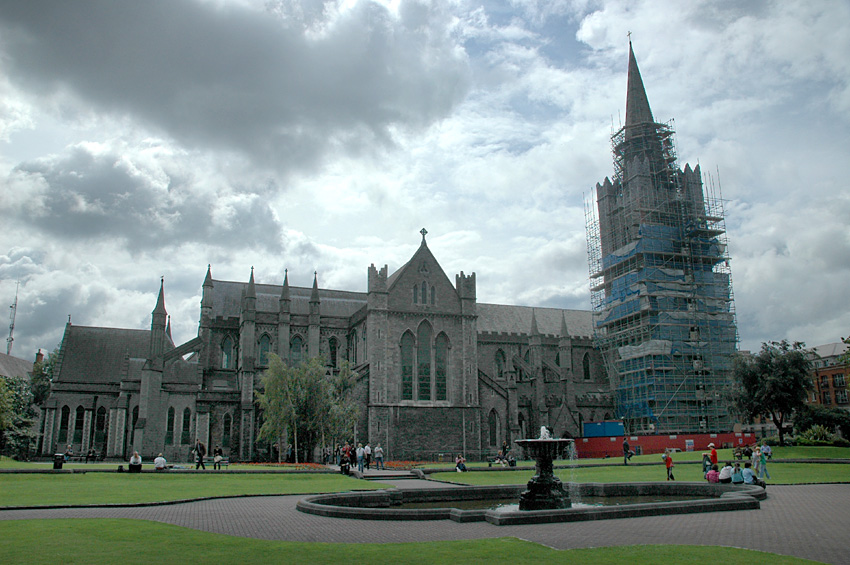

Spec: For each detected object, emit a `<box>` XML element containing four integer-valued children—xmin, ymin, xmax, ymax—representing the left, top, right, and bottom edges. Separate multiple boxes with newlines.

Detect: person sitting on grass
<box><xmin>742</xmin><ymin>461</ymin><xmax>766</xmax><ymax>488</ymax></box>
<box><xmin>706</xmin><ymin>464</ymin><xmax>720</xmax><ymax>483</ymax></box>
<box><xmin>718</xmin><ymin>462</ymin><xmax>734</xmax><ymax>484</ymax></box>
<box><xmin>455</xmin><ymin>454</ymin><xmax>467</xmax><ymax>472</ymax></box>
<box><xmin>129</xmin><ymin>451</ymin><xmax>142</xmax><ymax>473</ymax></box>
<box><xmin>154</xmin><ymin>453</ymin><xmax>167</xmax><ymax>471</ymax></box>
<box><xmin>731</xmin><ymin>463</ymin><xmax>744</xmax><ymax>484</ymax></box>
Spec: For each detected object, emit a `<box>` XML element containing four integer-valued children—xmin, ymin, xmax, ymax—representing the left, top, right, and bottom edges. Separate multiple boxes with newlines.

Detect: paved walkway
<box><xmin>1</xmin><ymin>481</ymin><xmax>848</xmax><ymax>564</ymax></box>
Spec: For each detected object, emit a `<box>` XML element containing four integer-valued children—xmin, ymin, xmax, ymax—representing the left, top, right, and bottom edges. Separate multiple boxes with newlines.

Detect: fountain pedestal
<box><xmin>514</xmin><ymin>438</ymin><xmax>573</xmax><ymax>510</ymax></box>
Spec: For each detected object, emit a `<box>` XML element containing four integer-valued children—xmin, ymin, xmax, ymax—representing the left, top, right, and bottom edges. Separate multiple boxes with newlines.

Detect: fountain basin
<box><xmin>297</xmin><ymin>482</ymin><xmax>764</xmax><ymax>526</ymax></box>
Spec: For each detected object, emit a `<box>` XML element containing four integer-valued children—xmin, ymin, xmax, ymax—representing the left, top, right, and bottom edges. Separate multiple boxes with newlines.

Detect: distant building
<box><xmin>0</xmin><ymin>351</ymin><xmax>34</xmax><ymax>381</ymax></box>
<box><xmin>586</xmin><ymin>43</ymin><xmax>738</xmax><ymax>434</ymax></box>
<box><xmin>807</xmin><ymin>342</ymin><xmax>849</xmax><ymax>410</ymax></box>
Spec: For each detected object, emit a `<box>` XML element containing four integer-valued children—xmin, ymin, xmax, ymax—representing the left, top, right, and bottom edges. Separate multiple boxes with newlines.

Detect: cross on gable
<box><xmin>420</xmin><ymin>228</ymin><xmax>428</xmax><ymax>242</ymax></box>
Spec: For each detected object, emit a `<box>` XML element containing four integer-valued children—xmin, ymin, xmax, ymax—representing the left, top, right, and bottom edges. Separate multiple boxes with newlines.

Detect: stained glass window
<box><xmin>435</xmin><ymin>333</ymin><xmax>448</xmax><ymax>401</ymax></box>
<box><xmin>165</xmin><ymin>407</ymin><xmax>175</xmax><ymax>445</ymax></box>
<box><xmin>401</xmin><ymin>332</ymin><xmax>414</xmax><ymax>400</ymax></box>
<box><xmin>258</xmin><ymin>334</ymin><xmax>271</xmax><ymax>366</ymax></box>
<box><xmin>417</xmin><ymin>323</ymin><xmax>431</xmax><ymax>401</ymax></box>
<box><xmin>181</xmin><ymin>407</ymin><xmax>191</xmax><ymax>444</ymax></box>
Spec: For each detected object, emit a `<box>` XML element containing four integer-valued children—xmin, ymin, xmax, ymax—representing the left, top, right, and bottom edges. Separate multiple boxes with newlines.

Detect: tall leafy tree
<box><xmin>0</xmin><ymin>375</ymin><xmax>38</xmax><ymax>459</ymax></box>
<box><xmin>256</xmin><ymin>354</ymin><xmax>359</xmax><ymax>463</ymax></box>
<box><xmin>31</xmin><ymin>347</ymin><xmax>58</xmax><ymax>406</ymax></box>
<box><xmin>733</xmin><ymin>340</ymin><xmax>813</xmax><ymax>445</ymax></box>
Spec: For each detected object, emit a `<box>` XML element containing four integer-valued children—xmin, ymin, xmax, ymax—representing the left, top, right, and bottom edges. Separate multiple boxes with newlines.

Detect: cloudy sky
<box><xmin>1</xmin><ymin>0</ymin><xmax>848</xmax><ymax>360</ymax></box>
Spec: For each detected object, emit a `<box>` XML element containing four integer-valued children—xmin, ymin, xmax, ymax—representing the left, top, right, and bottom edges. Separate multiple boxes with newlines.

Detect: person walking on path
<box><xmin>194</xmin><ymin>439</ymin><xmax>206</xmax><ymax>470</ymax></box>
<box><xmin>664</xmin><ymin>448</ymin><xmax>675</xmax><ymax>481</ymax></box>
<box><xmin>623</xmin><ymin>438</ymin><xmax>631</xmax><ymax>465</ymax></box>
<box><xmin>374</xmin><ymin>444</ymin><xmax>384</xmax><ymax>470</ymax></box>
<box><xmin>758</xmin><ymin>447</ymin><xmax>771</xmax><ymax>480</ymax></box>
<box><xmin>364</xmin><ymin>443</ymin><xmax>372</xmax><ymax>470</ymax></box>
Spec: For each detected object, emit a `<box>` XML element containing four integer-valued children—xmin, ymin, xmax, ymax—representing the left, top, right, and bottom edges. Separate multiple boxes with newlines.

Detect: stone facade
<box><xmin>41</xmin><ymin>234</ymin><xmax>611</xmax><ymax>461</ymax></box>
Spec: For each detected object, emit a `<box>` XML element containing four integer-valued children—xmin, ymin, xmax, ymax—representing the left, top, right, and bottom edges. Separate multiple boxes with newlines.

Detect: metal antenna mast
<box><xmin>7</xmin><ymin>281</ymin><xmax>18</xmax><ymax>355</ymax></box>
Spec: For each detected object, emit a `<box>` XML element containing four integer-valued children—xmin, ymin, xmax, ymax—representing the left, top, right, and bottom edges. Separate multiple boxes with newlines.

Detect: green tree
<box><xmin>0</xmin><ymin>375</ymin><xmax>38</xmax><ymax>459</ymax></box>
<box><xmin>794</xmin><ymin>404</ymin><xmax>850</xmax><ymax>439</ymax></box>
<box><xmin>30</xmin><ymin>347</ymin><xmax>58</xmax><ymax>406</ymax></box>
<box><xmin>733</xmin><ymin>340</ymin><xmax>813</xmax><ymax>445</ymax></box>
<box><xmin>256</xmin><ymin>355</ymin><xmax>359</xmax><ymax>463</ymax></box>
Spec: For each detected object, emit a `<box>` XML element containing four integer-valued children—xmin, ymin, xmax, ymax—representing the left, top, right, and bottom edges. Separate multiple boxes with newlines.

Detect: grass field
<box><xmin>0</xmin><ymin>472</ymin><xmax>387</xmax><ymax>507</ymax></box>
<box><xmin>0</xmin><ymin>520</ymin><xmax>818</xmax><ymax>564</ymax></box>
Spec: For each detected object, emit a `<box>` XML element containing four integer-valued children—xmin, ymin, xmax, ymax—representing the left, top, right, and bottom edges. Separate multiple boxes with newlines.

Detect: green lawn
<box><xmin>0</xmin><ymin>473</ymin><xmax>387</xmax><ymax>507</ymax></box>
<box><xmin>0</xmin><ymin>520</ymin><xmax>817</xmax><ymax>564</ymax></box>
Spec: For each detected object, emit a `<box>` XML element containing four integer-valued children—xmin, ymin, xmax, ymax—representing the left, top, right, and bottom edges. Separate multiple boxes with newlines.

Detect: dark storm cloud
<box><xmin>0</xmin><ymin>0</ymin><xmax>470</xmax><ymax>170</ymax></box>
<box><xmin>7</xmin><ymin>144</ymin><xmax>284</xmax><ymax>252</ymax></box>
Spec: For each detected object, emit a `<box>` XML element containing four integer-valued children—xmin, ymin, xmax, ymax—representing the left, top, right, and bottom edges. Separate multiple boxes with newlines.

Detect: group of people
<box><xmin>125</xmin><ymin>451</ymin><xmax>168</xmax><ymax>471</ymax></box>
<box><xmin>338</xmin><ymin>441</ymin><xmax>385</xmax><ymax>473</ymax></box>
<box><xmin>703</xmin><ymin>441</ymin><xmax>769</xmax><ymax>487</ymax></box>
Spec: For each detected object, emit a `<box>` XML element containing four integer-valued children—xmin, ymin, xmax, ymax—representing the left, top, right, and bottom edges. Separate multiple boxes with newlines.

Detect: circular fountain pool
<box><xmin>297</xmin><ymin>482</ymin><xmax>765</xmax><ymax>526</ymax></box>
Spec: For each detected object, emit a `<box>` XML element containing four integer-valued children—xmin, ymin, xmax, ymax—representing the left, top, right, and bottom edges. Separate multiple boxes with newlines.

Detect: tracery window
<box><xmin>221</xmin><ymin>336</ymin><xmax>234</xmax><ymax>370</ymax></box>
<box><xmin>417</xmin><ymin>323</ymin><xmax>432</xmax><ymax>401</ymax></box>
<box><xmin>328</xmin><ymin>337</ymin><xmax>339</xmax><ymax>368</ymax></box>
<box><xmin>582</xmin><ymin>353</ymin><xmax>591</xmax><ymax>380</ymax></box>
<box><xmin>435</xmin><ymin>333</ymin><xmax>448</xmax><ymax>401</ymax></box>
<box><xmin>165</xmin><ymin>407</ymin><xmax>175</xmax><ymax>445</ymax></box>
<box><xmin>257</xmin><ymin>334</ymin><xmax>271</xmax><ymax>366</ymax></box>
<box><xmin>488</xmin><ymin>409</ymin><xmax>500</xmax><ymax>447</ymax></box>
<box><xmin>401</xmin><ymin>332</ymin><xmax>414</xmax><ymax>400</ymax></box>
<box><xmin>73</xmin><ymin>405</ymin><xmax>84</xmax><ymax>444</ymax></box>
<box><xmin>290</xmin><ymin>335</ymin><xmax>303</xmax><ymax>367</ymax></box>
<box><xmin>95</xmin><ymin>406</ymin><xmax>107</xmax><ymax>446</ymax></box>
<box><xmin>58</xmin><ymin>405</ymin><xmax>70</xmax><ymax>444</ymax></box>
<box><xmin>223</xmin><ymin>413</ymin><xmax>232</xmax><ymax>448</ymax></box>
<box><xmin>181</xmin><ymin>407</ymin><xmax>191</xmax><ymax>445</ymax></box>
<box><xmin>495</xmin><ymin>350</ymin><xmax>506</xmax><ymax>379</ymax></box>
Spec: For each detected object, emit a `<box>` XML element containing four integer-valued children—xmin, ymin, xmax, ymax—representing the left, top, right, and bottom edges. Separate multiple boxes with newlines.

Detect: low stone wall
<box><xmin>296</xmin><ymin>482</ymin><xmax>764</xmax><ymax>526</ymax></box>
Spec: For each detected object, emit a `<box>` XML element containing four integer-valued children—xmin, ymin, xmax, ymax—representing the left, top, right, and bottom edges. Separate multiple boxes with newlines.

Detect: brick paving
<box><xmin>1</xmin><ymin>484</ymin><xmax>848</xmax><ymax>564</ymax></box>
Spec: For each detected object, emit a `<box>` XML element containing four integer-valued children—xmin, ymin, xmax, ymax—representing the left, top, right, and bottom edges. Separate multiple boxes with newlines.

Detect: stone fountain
<box><xmin>514</xmin><ymin>427</ymin><xmax>574</xmax><ymax>510</ymax></box>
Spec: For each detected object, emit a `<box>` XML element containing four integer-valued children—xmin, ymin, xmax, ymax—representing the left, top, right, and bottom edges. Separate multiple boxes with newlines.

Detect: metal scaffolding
<box><xmin>586</xmin><ymin>118</ymin><xmax>738</xmax><ymax>435</ymax></box>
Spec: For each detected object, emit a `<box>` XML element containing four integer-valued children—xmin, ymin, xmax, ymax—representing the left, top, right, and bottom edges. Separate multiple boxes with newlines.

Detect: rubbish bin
<box><xmin>53</xmin><ymin>454</ymin><xmax>64</xmax><ymax>470</ymax></box>
<box><xmin>340</xmin><ymin>461</ymin><xmax>350</xmax><ymax>475</ymax></box>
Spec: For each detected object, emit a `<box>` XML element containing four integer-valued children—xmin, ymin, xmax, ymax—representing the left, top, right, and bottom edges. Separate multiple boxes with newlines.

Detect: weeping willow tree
<box><xmin>256</xmin><ymin>354</ymin><xmax>359</xmax><ymax>463</ymax></box>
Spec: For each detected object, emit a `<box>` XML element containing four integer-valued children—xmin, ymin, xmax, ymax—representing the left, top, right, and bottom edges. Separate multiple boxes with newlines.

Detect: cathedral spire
<box><xmin>203</xmin><ymin>264</ymin><xmax>213</xmax><ymax>288</ymax></box>
<box><xmin>530</xmin><ymin>308</ymin><xmax>540</xmax><ymax>336</ymax></box>
<box><xmin>280</xmin><ymin>269</ymin><xmax>290</xmax><ymax>302</ymax></box>
<box><xmin>625</xmin><ymin>42</ymin><xmax>654</xmax><ymax>127</ymax></box>
<box><xmin>310</xmin><ymin>271</ymin><xmax>320</xmax><ymax>303</ymax></box>
<box><xmin>153</xmin><ymin>278</ymin><xmax>167</xmax><ymax>316</ymax></box>
<box><xmin>247</xmin><ymin>267</ymin><xmax>256</xmax><ymax>299</ymax></box>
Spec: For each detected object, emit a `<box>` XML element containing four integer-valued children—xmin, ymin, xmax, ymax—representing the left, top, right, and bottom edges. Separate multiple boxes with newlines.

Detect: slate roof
<box><xmin>56</xmin><ymin>326</ymin><xmax>151</xmax><ymax>384</ymax></box>
<box><xmin>0</xmin><ymin>352</ymin><xmax>33</xmax><ymax>379</ymax></box>
<box><xmin>211</xmin><ymin>279</ymin><xmax>366</xmax><ymax>319</ymax></box>
<box><xmin>810</xmin><ymin>342</ymin><xmax>849</xmax><ymax>360</ymax></box>
<box><xmin>477</xmin><ymin>303</ymin><xmax>594</xmax><ymax>338</ymax></box>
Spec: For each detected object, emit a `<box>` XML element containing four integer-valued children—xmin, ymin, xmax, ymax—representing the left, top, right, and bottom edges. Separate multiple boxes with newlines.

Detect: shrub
<box><xmin>798</xmin><ymin>424</ymin><xmax>835</xmax><ymax>443</ymax></box>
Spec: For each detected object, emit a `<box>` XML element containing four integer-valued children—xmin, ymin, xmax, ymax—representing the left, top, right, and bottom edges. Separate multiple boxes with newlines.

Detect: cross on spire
<box><xmin>420</xmin><ymin>227</ymin><xmax>428</xmax><ymax>242</ymax></box>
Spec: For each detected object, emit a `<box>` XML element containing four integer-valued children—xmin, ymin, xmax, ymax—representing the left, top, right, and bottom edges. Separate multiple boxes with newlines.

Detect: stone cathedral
<box><xmin>39</xmin><ymin>230</ymin><xmax>611</xmax><ymax>462</ymax></box>
<box><xmin>36</xmin><ymin>44</ymin><xmax>713</xmax><ymax>462</ymax></box>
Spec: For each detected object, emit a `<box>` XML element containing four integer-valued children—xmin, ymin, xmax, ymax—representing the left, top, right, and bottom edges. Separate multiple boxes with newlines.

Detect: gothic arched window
<box><xmin>223</xmin><ymin>413</ymin><xmax>232</xmax><ymax>448</ymax></box>
<box><xmin>58</xmin><ymin>405</ymin><xmax>70</xmax><ymax>444</ymax></box>
<box><xmin>181</xmin><ymin>407</ymin><xmax>191</xmax><ymax>444</ymax></box>
<box><xmin>495</xmin><ymin>350</ymin><xmax>506</xmax><ymax>379</ymax></box>
<box><xmin>421</xmin><ymin>282</ymin><xmax>427</xmax><ymax>304</ymax></box>
<box><xmin>417</xmin><ymin>322</ymin><xmax>432</xmax><ymax>401</ymax></box>
<box><xmin>413</xmin><ymin>284</ymin><xmax>418</xmax><ymax>304</ymax></box>
<box><xmin>257</xmin><ymin>334</ymin><xmax>271</xmax><ymax>367</ymax></box>
<box><xmin>435</xmin><ymin>333</ymin><xmax>449</xmax><ymax>401</ymax></box>
<box><xmin>400</xmin><ymin>332</ymin><xmax>414</xmax><ymax>400</ymax></box>
<box><xmin>165</xmin><ymin>407</ymin><xmax>175</xmax><ymax>445</ymax></box>
<box><xmin>290</xmin><ymin>335</ymin><xmax>303</xmax><ymax>367</ymax></box>
<box><xmin>328</xmin><ymin>337</ymin><xmax>339</xmax><ymax>368</ymax></box>
<box><xmin>430</xmin><ymin>285</ymin><xmax>435</xmax><ymax>305</ymax></box>
<box><xmin>221</xmin><ymin>336</ymin><xmax>234</xmax><ymax>370</ymax></box>
<box><xmin>95</xmin><ymin>406</ymin><xmax>107</xmax><ymax>446</ymax></box>
<box><xmin>488</xmin><ymin>409</ymin><xmax>500</xmax><ymax>447</ymax></box>
<box><xmin>582</xmin><ymin>353</ymin><xmax>591</xmax><ymax>380</ymax></box>
<box><xmin>73</xmin><ymin>405</ymin><xmax>85</xmax><ymax>444</ymax></box>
